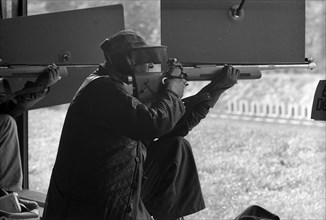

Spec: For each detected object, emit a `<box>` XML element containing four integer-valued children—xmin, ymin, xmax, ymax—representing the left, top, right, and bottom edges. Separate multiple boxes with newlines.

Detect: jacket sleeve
<box><xmin>80</xmin><ymin>77</ymin><xmax>186</xmax><ymax>140</ymax></box>
<box><xmin>0</xmin><ymin>79</ymin><xmax>49</xmax><ymax>118</ymax></box>
<box><xmin>162</xmin><ymin>94</ymin><xmax>211</xmax><ymax>137</ymax></box>
<box><xmin>6</xmin><ymin>90</ymin><xmax>48</xmax><ymax>117</ymax></box>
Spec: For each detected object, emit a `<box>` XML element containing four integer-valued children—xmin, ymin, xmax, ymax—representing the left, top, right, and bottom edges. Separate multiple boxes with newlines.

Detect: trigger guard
<box><xmin>162</xmin><ymin>77</ymin><xmax>167</xmax><ymax>85</ymax></box>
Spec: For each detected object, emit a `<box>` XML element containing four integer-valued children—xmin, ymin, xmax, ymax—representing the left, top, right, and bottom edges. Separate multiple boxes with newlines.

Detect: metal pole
<box><xmin>11</xmin><ymin>0</ymin><xmax>29</xmax><ymax>189</ymax></box>
<box><xmin>11</xmin><ymin>0</ymin><xmax>27</xmax><ymax>17</ymax></box>
<box><xmin>0</xmin><ymin>0</ymin><xmax>7</xmax><ymax>19</ymax></box>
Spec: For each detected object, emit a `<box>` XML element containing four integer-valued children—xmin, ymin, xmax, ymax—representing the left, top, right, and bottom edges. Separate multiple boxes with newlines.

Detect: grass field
<box><xmin>186</xmin><ymin>117</ymin><xmax>325</xmax><ymax>220</ymax></box>
<box><xmin>28</xmin><ymin>105</ymin><xmax>325</xmax><ymax>220</ymax></box>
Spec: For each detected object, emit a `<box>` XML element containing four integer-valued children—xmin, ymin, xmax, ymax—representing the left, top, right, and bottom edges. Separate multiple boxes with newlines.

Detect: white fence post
<box><xmin>225</xmin><ymin>100</ymin><xmax>313</xmax><ymax>122</ymax></box>
<box><xmin>250</xmin><ymin>101</ymin><xmax>259</xmax><ymax>116</ymax></box>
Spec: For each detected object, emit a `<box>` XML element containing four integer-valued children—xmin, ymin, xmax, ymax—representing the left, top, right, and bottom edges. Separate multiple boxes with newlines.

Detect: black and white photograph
<box><xmin>0</xmin><ymin>0</ymin><xmax>325</xmax><ymax>219</ymax></box>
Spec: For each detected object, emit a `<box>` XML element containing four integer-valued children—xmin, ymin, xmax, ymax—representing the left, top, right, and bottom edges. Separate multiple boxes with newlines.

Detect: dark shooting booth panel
<box><xmin>0</xmin><ymin>4</ymin><xmax>125</xmax><ymax>108</ymax></box>
<box><xmin>161</xmin><ymin>0</ymin><xmax>305</xmax><ymax>64</ymax></box>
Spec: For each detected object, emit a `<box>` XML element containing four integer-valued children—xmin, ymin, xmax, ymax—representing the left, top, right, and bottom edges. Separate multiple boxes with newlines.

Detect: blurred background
<box><xmin>9</xmin><ymin>0</ymin><xmax>324</xmax><ymax>219</ymax></box>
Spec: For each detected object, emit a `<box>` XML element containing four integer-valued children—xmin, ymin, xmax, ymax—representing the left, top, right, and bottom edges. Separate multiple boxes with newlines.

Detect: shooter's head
<box><xmin>100</xmin><ymin>30</ymin><xmax>167</xmax><ymax>79</ymax></box>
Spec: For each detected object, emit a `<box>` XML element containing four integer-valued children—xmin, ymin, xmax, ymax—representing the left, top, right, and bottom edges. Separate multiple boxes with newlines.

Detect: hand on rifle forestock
<box><xmin>16</xmin><ymin>64</ymin><xmax>61</xmax><ymax>97</ymax></box>
<box><xmin>35</xmin><ymin>64</ymin><xmax>61</xmax><ymax>88</ymax></box>
<box><xmin>197</xmin><ymin>65</ymin><xmax>240</xmax><ymax>108</ymax></box>
<box><xmin>209</xmin><ymin>65</ymin><xmax>239</xmax><ymax>89</ymax></box>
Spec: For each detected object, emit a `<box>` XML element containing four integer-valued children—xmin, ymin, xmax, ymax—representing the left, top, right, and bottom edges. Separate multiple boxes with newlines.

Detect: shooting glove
<box><xmin>197</xmin><ymin>65</ymin><xmax>239</xmax><ymax>108</ymax></box>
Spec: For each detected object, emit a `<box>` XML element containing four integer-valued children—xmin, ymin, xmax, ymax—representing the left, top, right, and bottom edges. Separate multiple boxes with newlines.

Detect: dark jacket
<box><xmin>43</xmin><ymin>66</ymin><xmax>185</xmax><ymax>220</ymax></box>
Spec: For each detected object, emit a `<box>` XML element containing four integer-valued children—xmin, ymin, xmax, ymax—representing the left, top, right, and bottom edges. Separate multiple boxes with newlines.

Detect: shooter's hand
<box><xmin>212</xmin><ymin>65</ymin><xmax>239</xmax><ymax>90</ymax></box>
<box><xmin>35</xmin><ymin>64</ymin><xmax>61</xmax><ymax>88</ymax></box>
<box><xmin>16</xmin><ymin>64</ymin><xmax>61</xmax><ymax>96</ymax></box>
<box><xmin>197</xmin><ymin>65</ymin><xmax>240</xmax><ymax>108</ymax></box>
<box><xmin>164</xmin><ymin>77</ymin><xmax>187</xmax><ymax>98</ymax></box>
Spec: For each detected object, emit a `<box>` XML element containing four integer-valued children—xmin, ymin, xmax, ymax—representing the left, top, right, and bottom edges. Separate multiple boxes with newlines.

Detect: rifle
<box><xmin>0</xmin><ymin>64</ymin><xmax>71</xmax><ymax>102</ymax></box>
<box><xmin>134</xmin><ymin>58</ymin><xmax>317</xmax><ymax>102</ymax></box>
<box><xmin>0</xmin><ymin>59</ymin><xmax>317</xmax><ymax>102</ymax></box>
<box><xmin>0</xmin><ymin>65</ymin><xmax>70</xmax><ymax>78</ymax></box>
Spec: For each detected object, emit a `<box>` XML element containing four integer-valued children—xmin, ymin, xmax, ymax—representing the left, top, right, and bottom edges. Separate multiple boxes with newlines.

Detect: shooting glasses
<box><xmin>130</xmin><ymin>46</ymin><xmax>168</xmax><ymax>65</ymax></box>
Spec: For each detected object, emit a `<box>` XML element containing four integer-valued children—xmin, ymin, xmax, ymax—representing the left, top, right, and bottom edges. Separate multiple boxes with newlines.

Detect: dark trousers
<box><xmin>0</xmin><ymin>114</ymin><xmax>22</xmax><ymax>191</ymax></box>
<box><xmin>141</xmin><ymin>136</ymin><xmax>205</xmax><ymax>220</ymax></box>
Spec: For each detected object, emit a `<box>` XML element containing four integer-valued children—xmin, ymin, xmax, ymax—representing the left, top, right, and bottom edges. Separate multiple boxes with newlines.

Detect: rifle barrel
<box><xmin>252</xmin><ymin>63</ymin><xmax>317</xmax><ymax>71</ymax></box>
<box><xmin>0</xmin><ymin>64</ymin><xmax>98</xmax><ymax>78</ymax></box>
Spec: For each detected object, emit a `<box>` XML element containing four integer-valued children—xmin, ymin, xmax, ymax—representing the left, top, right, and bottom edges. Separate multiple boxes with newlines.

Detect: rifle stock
<box><xmin>181</xmin><ymin>62</ymin><xmax>317</xmax><ymax>81</ymax></box>
<box><xmin>182</xmin><ymin>65</ymin><xmax>262</xmax><ymax>80</ymax></box>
